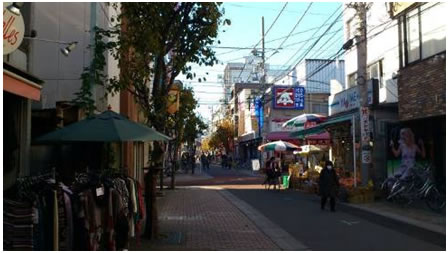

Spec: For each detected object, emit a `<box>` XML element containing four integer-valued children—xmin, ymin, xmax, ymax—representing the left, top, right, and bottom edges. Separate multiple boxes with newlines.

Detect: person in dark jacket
<box><xmin>318</xmin><ymin>161</ymin><xmax>340</xmax><ymax>212</ymax></box>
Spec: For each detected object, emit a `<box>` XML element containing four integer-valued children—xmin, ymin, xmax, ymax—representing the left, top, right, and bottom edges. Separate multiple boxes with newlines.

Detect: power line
<box><xmin>215</xmin><ymin>22</ymin><xmax>341</xmax><ymax>57</ymax></box>
<box><xmin>270</xmin><ymin>5</ymin><xmax>342</xmax><ymax>81</ymax></box>
<box><xmin>235</xmin><ymin>3</ymin><xmax>289</xmax><ymax>82</ymax></box>
<box><xmin>266</xmin><ymin>2</ymin><xmax>313</xmax><ymax>61</ymax></box>
<box><xmin>273</xmin><ymin>6</ymin><xmax>345</xmax><ymax>82</ymax></box>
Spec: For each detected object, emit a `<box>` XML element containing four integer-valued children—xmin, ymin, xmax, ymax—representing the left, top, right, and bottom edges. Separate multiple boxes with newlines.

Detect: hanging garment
<box><xmin>63</xmin><ymin>191</ymin><xmax>74</xmax><ymax>251</ymax></box>
<box><xmin>112</xmin><ymin>178</ymin><xmax>130</xmax><ymax>218</ymax></box>
<box><xmin>3</xmin><ymin>198</ymin><xmax>35</xmax><ymax>250</ymax></box>
<box><xmin>53</xmin><ymin>189</ymin><xmax>59</xmax><ymax>251</ymax></box>
<box><xmin>127</xmin><ymin>178</ymin><xmax>137</xmax><ymax>238</ymax></box>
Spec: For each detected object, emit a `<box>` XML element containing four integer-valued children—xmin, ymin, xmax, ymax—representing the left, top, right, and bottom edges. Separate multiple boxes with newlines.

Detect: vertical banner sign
<box><xmin>255</xmin><ymin>97</ymin><xmax>264</xmax><ymax>136</ymax></box>
<box><xmin>273</xmin><ymin>86</ymin><xmax>305</xmax><ymax>110</ymax></box>
<box><xmin>3</xmin><ymin>3</ymin><xmax>25</xmax><ymax>55</ymax></box>
<box><xmin>360</xmin><ymin>107</ymin><xmax>371</xmax><ymax>164</ymax></box>
<box><xmin>167</xmin><ymin>82</ymin><xmax>181</xmax><ymax>114</ymax></box>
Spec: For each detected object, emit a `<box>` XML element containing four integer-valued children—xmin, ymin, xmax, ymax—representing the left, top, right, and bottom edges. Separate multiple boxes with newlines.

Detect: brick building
<box><xmin>391</xmin><ymin>2</ymin><xmax>446</xmax><ymax>186</ymax></box>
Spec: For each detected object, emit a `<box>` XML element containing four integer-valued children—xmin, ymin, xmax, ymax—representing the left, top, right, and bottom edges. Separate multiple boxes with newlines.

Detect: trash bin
<box><xmin>282</xmin><ymin>175</ymin><xmax>290</xmax><ymax>189</ymax></box>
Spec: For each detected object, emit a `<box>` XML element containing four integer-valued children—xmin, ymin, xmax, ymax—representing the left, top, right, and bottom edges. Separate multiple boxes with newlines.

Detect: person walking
<box><xmin>318</xmin><ymin>161</ymin><xmax>339</xmax><ymax>212</ymax></box>
<box><xmin>221</xmin><ymin>154</ymin><xmax>227</xmax><ymax>169</ymax></box>
<box><xmin>200</xmin><ymin>153</ymin><xmax>207</xmax><ymax>171</ymax></box>
<box><xmin>190</xmin><ymin>153</ymin><xmax>196</xmax><ymax>174</ymax></box>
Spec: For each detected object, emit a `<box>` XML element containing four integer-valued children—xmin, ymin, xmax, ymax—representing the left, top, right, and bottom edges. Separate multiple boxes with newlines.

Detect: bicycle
<box><xmin>382</xmin><ymin>163</ymin><xmax>445</xmax><ymax>212</ymax></box>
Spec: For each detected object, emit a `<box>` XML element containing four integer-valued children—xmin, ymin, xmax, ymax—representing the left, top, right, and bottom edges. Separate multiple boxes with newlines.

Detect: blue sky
<box><xmin>177</xmin><ymin>2</ymin><xmax>344</xmax><ymax>122</ymax></box>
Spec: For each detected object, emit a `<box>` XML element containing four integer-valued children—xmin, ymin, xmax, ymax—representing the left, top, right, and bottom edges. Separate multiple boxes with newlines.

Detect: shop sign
<box><xmin>329</xmin><ymin>84</ymin><xmax>373</xmax><ymax>115</ymax></box>
<box><xmin>166</xmin><ymin>84</ymin><xmax>180</xmax><ymax>114</ymax></box>
<box><xmin>3</xmin><ymin>3</ymin><xmax>25</xmax><ymax>55</ymax></box>
<box><xmin>307</xmin><ymin>139</ymin><xmax>331</xmax><ymax>145</ymax></box>
<box><xmin>251</xmin><ymin>159</ymin><xmax>260</xmax><ymax>171</ymax></box>
<box><xmin>270</xmin><ymin>119</ymin><xmax>301</xmax><ymax>132</ymax></box>
<box><xmin>389</xmin><ymin>2</ymin><xmax>415</xmax><ymax>17</ymax></box>
<box><xmin>360</xmin><ymin>107</ymin><xmax>370</xmax><ymax>143</ymax></box>
<box><xmin>362</xmin><ymin>150</ymin><xmax>371</xmax><ymax>164</ymax></box>
<box><xmin>273</xmin><ymin>86</ymin><xmax>305</xmax><ymax>110</ymax></box>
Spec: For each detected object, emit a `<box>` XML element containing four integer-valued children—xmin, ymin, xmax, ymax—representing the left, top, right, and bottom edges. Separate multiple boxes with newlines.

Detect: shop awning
<box><xmin>3</xmin><ymin>63</ymin><xmax>43</xmax><ymax>101</ymax></box>
<box><xmin>266</xmin><ymin>131</ymin><xmax>297</xmax><ymax>140</ymax></box>
<box><xmin>290</xmin><ymin>114</ymin><xmax>353</xmax><ymax>138</ymax></box>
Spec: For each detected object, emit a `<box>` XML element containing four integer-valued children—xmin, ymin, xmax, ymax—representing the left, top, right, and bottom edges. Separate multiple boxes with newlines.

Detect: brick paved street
<box><xmin>132</xmin><ymin>186</ymin><xmax>281</xmax><ymax>251</ymax></box>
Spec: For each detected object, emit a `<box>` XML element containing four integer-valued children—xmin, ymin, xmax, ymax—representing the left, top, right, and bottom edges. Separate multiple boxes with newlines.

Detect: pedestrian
<box><xmin>318</xmin><ymin>161</ymin><xmax>339</xmax><ymax>212</ymax></box>
<box><xmin>200</xmin><ymin>153</ymin><xmax>207</xmax><ymax>171</ymax></box>
<box><xmin>263</xmin><ymin>157</ymin><xmax>275</xmax><ymax>186</ymax></box>
<box><xmin>190</xmin><ymin>153</ymin><xmax>196</xmax><ymax>174</ymax></box>
<box><xmin>221</xmin><ymin>154</ymin><xmax>227</xmax><ymax>169</ymax></box>
<box><xmin>227</xmin><ymin>156</ymin><xmax>233</xmax><ymax>170</ymax></box>
<box><xmin>207</xmin><ymin>153</ymin><xmax>212</xmax><ymax>170</ymax></box>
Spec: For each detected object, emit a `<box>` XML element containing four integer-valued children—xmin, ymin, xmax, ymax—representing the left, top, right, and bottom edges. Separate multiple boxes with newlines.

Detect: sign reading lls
<box><xmin>3</xmin><ymin>3</ymin><xmax>25</xmax><ymax>55</ymax></box>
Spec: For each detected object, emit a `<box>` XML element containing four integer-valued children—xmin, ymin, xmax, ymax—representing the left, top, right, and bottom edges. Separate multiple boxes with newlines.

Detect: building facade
<box><xmin>390</xmin><ymin>2</ymin><xmax>446</xmax><ymax>186</ymax></box>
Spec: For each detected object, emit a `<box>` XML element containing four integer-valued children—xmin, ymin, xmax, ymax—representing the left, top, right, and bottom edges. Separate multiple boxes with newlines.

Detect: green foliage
<box><xmin>167</xmin><ymin>87</ymin><xmax>206</xmax><ymax>148</ymax></box>
<box><xmin>73</xmin><ymin>27</ymin><xmax>116</xmax><ymax>116</ymax></box>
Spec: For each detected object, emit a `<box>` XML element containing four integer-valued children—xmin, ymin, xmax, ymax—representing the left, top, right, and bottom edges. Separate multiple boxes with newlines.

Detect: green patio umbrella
<box><xmin>35</xmin><ymin>110</ymin><xmax>172</xmax><ymax>143</ymax></box>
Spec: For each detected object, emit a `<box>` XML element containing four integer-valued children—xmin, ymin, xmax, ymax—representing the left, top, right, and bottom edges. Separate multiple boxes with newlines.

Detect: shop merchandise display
<box><xmin>4</xmin><ymin>171</ymin><xmax>145</xmax><ymax>251</ymax></box>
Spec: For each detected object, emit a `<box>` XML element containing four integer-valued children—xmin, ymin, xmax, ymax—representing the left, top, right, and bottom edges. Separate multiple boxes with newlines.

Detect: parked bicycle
<box><xmin>381</xmin><ymin>163</ymin><xmax>445</xmax><ymax>213</ymax></box>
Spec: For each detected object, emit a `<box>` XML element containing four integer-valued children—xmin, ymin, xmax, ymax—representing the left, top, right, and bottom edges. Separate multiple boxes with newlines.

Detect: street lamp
<box><xmin>61</xmin><ymin>42</ymin><xmax>78</xmax><ymax>57</ymax></box>
<box><xmin>6</xmin><ymin>2</ymin><xmax>24</xmax><ymax>16</ymax></box>
<box><xmin>23</xmin><ymin>37</ymin><xmax>78</xmax><ymax>57</ymax></box>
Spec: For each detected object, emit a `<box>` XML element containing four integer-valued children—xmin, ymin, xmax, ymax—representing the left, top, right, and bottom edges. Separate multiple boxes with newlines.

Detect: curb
<box><xmin>219</xmin><ymin>189</ymin><xmax>310</xmax><ymax>251</ymax></box>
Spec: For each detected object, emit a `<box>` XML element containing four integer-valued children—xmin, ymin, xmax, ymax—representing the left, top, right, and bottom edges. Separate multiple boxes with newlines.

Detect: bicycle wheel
<box><xmin>425</xmin><ymin>187</ymin><xmax>445</xmax><ymax>213</ymax></box>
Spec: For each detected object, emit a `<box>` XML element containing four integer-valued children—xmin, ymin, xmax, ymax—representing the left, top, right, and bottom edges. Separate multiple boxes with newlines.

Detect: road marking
<box><xmin>340</xmin><ymin>220</ymin><xmax>360</xmax><ymax>226</ymax></box>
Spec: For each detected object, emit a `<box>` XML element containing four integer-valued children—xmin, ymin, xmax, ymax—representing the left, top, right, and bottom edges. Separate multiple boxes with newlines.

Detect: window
<box><xmin>367</xmin><ymin>60</ymin><xmax>383</xmax><ymax>88</ymax></box>
<box><xmin>347</xmin><ymin>73</ymin><xmax>357</xmax><ymax>88</ymax></box>
<box><xmin>399</xmin><ymin>2</ymin><xmax>446</xmax><ymax>66</ymax></box>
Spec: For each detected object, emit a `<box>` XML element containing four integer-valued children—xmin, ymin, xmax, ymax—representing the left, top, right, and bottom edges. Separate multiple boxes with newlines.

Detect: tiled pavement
<box><xmin>132</xmin><ymin>186</ymin><xmax>282</xmax><ymax>251</ymax></box>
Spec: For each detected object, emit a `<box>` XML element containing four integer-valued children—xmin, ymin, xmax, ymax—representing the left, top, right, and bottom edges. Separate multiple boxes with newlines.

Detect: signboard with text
<box><xmin>3</xmin><ymin>3</ymin><xmax>25</xmax><ymax>55</ymax></box>
<box><xmin>273</xmin><ymin>86</ymin><xmax>305</xmax><ymax>110</ymax></box>
<box><xmin>329</xmin><ymin>83</ymin><xmax>373</xmax><ymax>115</ymax></box>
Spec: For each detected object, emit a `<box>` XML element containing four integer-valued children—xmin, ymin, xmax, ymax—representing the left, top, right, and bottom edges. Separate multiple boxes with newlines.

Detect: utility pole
<box><xmin>354</xmin><ymin>3</ymin><xmax>371</xmax><ymax>186</ymax></box>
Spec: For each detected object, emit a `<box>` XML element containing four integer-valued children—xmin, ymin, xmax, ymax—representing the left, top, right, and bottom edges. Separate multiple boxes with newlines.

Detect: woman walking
<box><xmin>319</xmin><ymin>161</ymin><xmax>339</xmax><ymax>212</ymax></box>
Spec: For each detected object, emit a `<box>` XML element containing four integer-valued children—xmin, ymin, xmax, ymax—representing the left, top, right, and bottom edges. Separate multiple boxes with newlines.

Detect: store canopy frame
<box><xmin>289</xmin><ymin>114</ymin><xmax>353</xmax><ymax>138</ymax></box>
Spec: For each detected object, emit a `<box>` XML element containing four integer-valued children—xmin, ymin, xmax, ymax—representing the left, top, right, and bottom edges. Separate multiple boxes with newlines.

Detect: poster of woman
<box><xmin>389</xmin><ymin>128</ymin><xmax>426</xmax><ymax>180</ymax></box>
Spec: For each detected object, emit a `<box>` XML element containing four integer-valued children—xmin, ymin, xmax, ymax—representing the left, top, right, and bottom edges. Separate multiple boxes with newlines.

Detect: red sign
<box><xmin>274</xmin><ymin>87</ymin><xmax>295</xmax><ymax>109</ymax></box>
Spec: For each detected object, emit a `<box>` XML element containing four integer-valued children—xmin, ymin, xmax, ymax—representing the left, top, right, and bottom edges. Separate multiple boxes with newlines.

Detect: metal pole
<box><xmin>352</xmin><ymin>114</ymin><xmax>357</xmax><ymax>188</ymax></box>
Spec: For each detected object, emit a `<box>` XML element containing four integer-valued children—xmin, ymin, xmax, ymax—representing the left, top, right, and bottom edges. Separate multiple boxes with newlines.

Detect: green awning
<box><xmin>289</xmin><ymin>114</ymin><xmax>354</xmax><ymax>138</ymax></box>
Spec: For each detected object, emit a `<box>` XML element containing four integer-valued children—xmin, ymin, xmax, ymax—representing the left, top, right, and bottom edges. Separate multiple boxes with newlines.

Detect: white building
<box><xmin>275</xmin><ymin>59</ymin><xmax>346</xmax><ymax>94</ymax></box>
<box><xmin>28</xmin><ymin>2</ymin><xmax>119</xmax><ymax>112</ymax></box>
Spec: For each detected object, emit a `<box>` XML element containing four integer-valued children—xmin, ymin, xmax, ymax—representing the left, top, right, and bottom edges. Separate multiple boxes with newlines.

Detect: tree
<box><xmin>201</xmin><ymin>137</ymin><xmax>211</xmax><ymax>153</ymax></box>
<box><xmin>210</xmin><ymin>118</ymin><xmax>234</xmax><ymax>155</ymax></box>
<box><xmin>166</xmin><ymin>87</ymin><xmax>206</xmax><ymax>189</ymax></box>
<box><xmin>73</xmin><ymin>2</ymin><xmax>229</xmax><ymax>240</ymax></box>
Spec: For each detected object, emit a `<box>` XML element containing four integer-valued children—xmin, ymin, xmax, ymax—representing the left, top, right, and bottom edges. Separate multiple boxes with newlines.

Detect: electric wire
<box><xmin>270</xmin><ymin>5</ymin><xmax>343</xmax><ymax>82</ymax></box>
<box><xmin>235</xmin><ymin>2</ymin><xmax>289</xmax><ymax>82</ymax></box>
<box><xmin>266</xmin><ymin>2</ymin><xmax>313</xmax><ymax>61</ymax></box>
<box><xmin>272</xmin><ymin>6</ymin><xmax>346</xmax><ymax>83</ymax></box>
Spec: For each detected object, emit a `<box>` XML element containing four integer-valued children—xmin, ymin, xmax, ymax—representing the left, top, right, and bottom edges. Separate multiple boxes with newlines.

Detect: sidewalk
<box><xmin>338</xmin><ymin>199</ymin><xmax>445</xmax><ymax>246</ymax></box>
<box><xmin>132</xmin><ymin>186</ymin><xmax>282</xmax><ymax>250</ymax></box>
